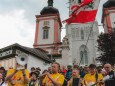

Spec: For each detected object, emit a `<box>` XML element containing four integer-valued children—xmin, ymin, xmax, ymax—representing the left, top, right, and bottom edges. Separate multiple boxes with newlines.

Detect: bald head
<box><xmin>104</xmin><ymin>63</ymin><xmax>112</xmax><ymax>73</ymax></box>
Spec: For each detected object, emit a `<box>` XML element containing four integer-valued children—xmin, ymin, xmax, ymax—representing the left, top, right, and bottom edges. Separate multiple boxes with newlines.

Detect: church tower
<box><xmin>102</xmin><ymin>0</ymin><xmax>115</xmax><ymax>33</ymax></box>
<box><xmin>66</xmin><ymin>0</ymin><xmax>99</xmax><ymax>66</ymax></box>
<box><xmin>33</xmin><ymin>0</ymin><xmax>62</xmax><ymax>59</ymax></box>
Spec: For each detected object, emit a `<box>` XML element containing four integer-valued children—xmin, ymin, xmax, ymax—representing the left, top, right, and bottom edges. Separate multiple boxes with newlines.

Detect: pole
<box><xmin>79</xmin><ymin>22</ymin><xmax>95</xmax><ymax>66</ymax></box>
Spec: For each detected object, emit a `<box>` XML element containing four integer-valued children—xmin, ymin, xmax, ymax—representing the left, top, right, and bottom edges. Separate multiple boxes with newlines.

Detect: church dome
<box><xmin>103</xmin><ymin>0</ymin><xmax>115</xmax><ymax>8</ymax></box>
<box><xmin>40</xmin><ymin>6</ymin><xmax>59</xmax><ymax>15</ymax></box>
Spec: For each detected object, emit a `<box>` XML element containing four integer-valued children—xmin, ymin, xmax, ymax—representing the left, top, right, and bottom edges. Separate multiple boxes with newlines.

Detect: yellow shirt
<box><xmin>43</xmin><ymin>73</ymin><xmax>64</xmax><ymax>86</ymax></box>
<box><xmin>83</xmin><ymin>73</ymin><xmax>103</xmax><ymax>86</ymax></box>
<box><xmin>6</xmin><ymin>69</ymin><xmax>29</xmax><ymax>86</ymax></box>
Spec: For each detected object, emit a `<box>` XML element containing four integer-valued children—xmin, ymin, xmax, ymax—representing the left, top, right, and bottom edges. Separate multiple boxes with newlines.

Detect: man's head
<box><xmin>72</xmin><ymin>68</ymin><xmax>80</xmax><ymax>77</ymax></box>
<box><xmin>51</xmin><ymin>62</ymin><xmax>60</xmax><ymax>73</ymax></box>
<box><xmin>89</xmin><ymin>64</ymin><xmax>97</xmax><ymax>75</ymax></box>
<box><xmin>84</xmin><ymin>65</ymin><xmax>89</xmax><ymax>72</ymax></box>
<box><xmin>67</xmin><ymin>65</ymin><xmax>72</xmax><ymax>70</ymax></box>
<box><xmin>104</xmin><ymin>63</ymin><xmax>112</xmax><ymax>73</ymax></box>
<box><xmin>0</xmin><ymin>67</ymin><xmax>5</xmax><ymax>75</ymax></box>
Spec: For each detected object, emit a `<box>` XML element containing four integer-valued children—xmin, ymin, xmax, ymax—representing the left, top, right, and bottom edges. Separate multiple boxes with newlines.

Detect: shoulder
<box><xmin>7</xmin><ymin>69</ymin><xmax>15</xmax><ymax>73</ymax></box>
<box><xmin>58</xmin><ymin>73</ymin><xmax>64</xmax><ymax>78</ymax></box>
<box><xmin>84</xmin><ymin>73</ymin><xmax>90</xmax><ymax>77</ymax></box>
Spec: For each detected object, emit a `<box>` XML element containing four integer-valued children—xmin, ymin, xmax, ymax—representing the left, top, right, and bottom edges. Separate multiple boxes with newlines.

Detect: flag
<box><xmin>71</xmin><ymin>0</ymin><xmax>93</xmax><ymax>15</ymax></box>
<box><xmin>62</xmin><ymin>0</ymin><xmax>100</xmax><ymax>24</ymax></box>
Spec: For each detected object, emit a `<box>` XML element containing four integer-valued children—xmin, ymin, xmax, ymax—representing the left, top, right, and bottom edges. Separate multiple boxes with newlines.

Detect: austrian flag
<box><xmin>63</xmin><ymin>0</ymin><xmax>100</xmax><ymax>24</ymax></box>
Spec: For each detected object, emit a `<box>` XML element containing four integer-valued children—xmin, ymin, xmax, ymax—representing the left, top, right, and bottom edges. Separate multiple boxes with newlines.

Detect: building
<box><xmin>33</xmin><ymin>0</ymin><xmax>64</xmax><ymax>64</ymax></box>
<box><xmin>0</xmin><ymin>43</ymin><xmax>51</xmax><ymax>71</ymax></box>
<box><xmin>65</xmin><ymin>0</ymin><xmax>99</xmax><ymax>66</ymax></box>
<box><xmin>102</xmin><ymin>0</ymin><xmax>115</xmax><ymax>33</ymax></box>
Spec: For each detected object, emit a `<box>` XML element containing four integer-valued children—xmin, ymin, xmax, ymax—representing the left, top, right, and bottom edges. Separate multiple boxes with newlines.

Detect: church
<box><xmin>33</xmin><ymin>0</ymin><xmax>100</xmax><ymax>67</ymax></box>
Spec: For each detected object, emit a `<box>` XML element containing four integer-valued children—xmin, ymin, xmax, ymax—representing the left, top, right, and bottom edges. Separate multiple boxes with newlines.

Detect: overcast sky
<box><xmin>0</xmin><ymin>0</ymin><xmax>107</xmax><ymax>48</ymax></box>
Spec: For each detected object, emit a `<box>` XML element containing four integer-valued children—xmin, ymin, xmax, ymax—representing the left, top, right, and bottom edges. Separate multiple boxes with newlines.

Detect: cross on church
<box><xmin>48</xmin><ymin>0</ymin><xmax>53</xmax><ymax>6</ymax></box>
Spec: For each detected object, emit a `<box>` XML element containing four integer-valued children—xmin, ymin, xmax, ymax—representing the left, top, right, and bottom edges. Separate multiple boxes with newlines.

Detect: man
<box><xmin>6</xmin><ymin>63</ymin><xmax>29</xmax><ymax>86</ymax></box>
<box><xmin>83</xmin><ymin>64</ymin><xmax>103</xmax><ymax>86</ymax></box>
<box><xmin>0</xmin><ymin>67</ymin><xmax>6</xmax><ymax>80</ymax></box>
<box><xmin>80</xmin><ymin>65</ymin><xmax>89</xmax><ymax>78</ymax></box>
<box><xmin>67</xmin><ymin>68</ymin><xmax>81</xmax><ymax>86</ymax></box>
<box><xmin>43</xmin><ymin>62</ymin><xmax>65</xmax><ymax>86</ymax></box>
<box><xmin>104</xmin><ymin>63</ymin><xmax>115</xmax><ymax>86</ymax></box>
<box><xmin>66</xmin><ymin>65</ymin><xmax>72</xmax><ymax>81</ymax></box>
<box><xmin>0</xmin><ymin>73</ymin><xmax>7</xmax><ymax>86</ymax></box>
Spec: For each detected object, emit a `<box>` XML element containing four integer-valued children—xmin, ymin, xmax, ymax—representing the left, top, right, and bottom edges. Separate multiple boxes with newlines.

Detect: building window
<box><xmin>81</xmin><ymin>29</ymin><xmax>84</xmax><ymax>40</ymax></box>
<box><xmin>80</xmin><ymin>50</ymin><xmax>88</xmax><ymax>65</ymax></box>
<box><xmin>43</xmin><ymin>29</ymin><xmax>49</xmax><ymax>39</ymax></box>
<box><xmin>79</xmin><ymin>45</ymin><xmax>88</xmax><ymax>65</ymax></box>
<box><xmin>44</xmin><ymin>21</ymin><xmax>49</xmax><ymax>26</ymax></box>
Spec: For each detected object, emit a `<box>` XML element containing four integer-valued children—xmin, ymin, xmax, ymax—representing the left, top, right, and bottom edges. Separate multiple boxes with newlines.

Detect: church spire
<box><xmin>48</xmin><ymin>0</ymin><xmax>53</xmax><ymax>6</ymax></box>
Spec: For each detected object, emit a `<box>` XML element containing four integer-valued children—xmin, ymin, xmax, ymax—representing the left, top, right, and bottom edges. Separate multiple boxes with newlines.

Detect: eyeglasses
<box><xmin>104</xmin><ymin>67</ymin><xmax>110</xmax><ymax>68</ymax></box>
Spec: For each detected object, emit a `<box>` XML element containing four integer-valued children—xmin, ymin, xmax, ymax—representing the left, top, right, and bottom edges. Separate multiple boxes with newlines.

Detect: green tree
<box><xmin>97</xmin><ymin>31</ymin><xmax>115</xmax><ymax>65</ymax></box>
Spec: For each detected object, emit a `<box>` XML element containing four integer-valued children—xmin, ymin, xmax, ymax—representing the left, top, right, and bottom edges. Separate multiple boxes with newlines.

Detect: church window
<box><xmin>81</xmin><ymin>29</ymin><xmax>84</xmax><ymax>40</ymax></box>
<box><xmin>80</xmin><ymin>45</ymin><xmax>88</xmax><ymax>65</ymax></box>
<box><xmin>44</xmin><ymin>21</ymin><xmax>49</xmax><ymax>26</ymax></box>
<box><xmin>43</xmin><ymin>29</ymin><xmax>49</xmax><ymax>39</ymax></box>
<box><xmin>80</xmin><ymin>50</ymin><xmax>88</xmax><ymax>65</ymax></box>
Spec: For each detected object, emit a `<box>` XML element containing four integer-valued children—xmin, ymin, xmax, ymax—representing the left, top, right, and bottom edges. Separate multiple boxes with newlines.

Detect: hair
<box><xmin>31</xmin><ymin>67</ymin><xmax>35</xmax><ymax>70</ymax></box>
<box><xmin>89</xmin><ymin>64</ymin><xmax>96</xmax><ymax>69</ymax></box>
<box><xmin>31</xmin><ymin>72</ymin><xmax>38</xmax><ymax>78</ymax></box>
<box><xmin>51</xmin><ymin>62</ymin><xmax>60</xmax><ymax>69</ymax></box>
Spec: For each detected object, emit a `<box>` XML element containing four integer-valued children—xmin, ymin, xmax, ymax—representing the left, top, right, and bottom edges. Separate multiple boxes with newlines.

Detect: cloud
<box><xmin>0</xmin><ymin>9</ymin><xmax>34</xmax><ymax>48</ymax></box>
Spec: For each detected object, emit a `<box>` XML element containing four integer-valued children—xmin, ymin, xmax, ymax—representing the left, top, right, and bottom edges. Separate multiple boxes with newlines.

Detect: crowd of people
<box><xmin>0</xmin><ymin>62</ymin><xmax>115</xmax><ymax>86</ymax></box>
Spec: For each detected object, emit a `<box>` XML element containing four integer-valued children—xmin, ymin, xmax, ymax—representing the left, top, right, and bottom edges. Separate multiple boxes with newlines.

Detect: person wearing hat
<box><xmin>29</xmin><ymin>72</ymin><xmax>39</xmax><ymax>86</ymax></box>
<box><xmin>5</xmin><ymin>63</ymin><xmax>29</xmax><ymax>86</ymax></box>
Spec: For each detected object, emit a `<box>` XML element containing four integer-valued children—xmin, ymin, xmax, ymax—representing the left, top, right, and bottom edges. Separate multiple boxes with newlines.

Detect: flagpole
<box><xmin>79</xmin><ymin>21</ymin><xmax>95</xmax><ymax>66</ymax></box>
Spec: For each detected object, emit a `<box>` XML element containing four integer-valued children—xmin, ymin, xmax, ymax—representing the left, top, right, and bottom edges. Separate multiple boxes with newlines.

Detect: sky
<box><xmin>0</xmin><ymin>0</ymin><xmax>107</xmax><ymax>49</ymax></box>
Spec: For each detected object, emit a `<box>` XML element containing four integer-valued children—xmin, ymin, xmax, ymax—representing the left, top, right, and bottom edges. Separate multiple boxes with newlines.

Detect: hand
<box><xmin>46</xmin><ymin>73</ymin><xmax>51</xmax><ymax>79</ymax></box>
<box><xmin>21</xmin><ymin>69</ymin><xmax>25</xmax><ymax>74</ymax></box>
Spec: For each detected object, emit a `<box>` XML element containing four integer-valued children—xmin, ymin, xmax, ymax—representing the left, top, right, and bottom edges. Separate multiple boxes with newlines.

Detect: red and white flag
<box><xmin>62</xmin><ymin>0</ymin><xmax>100</xmax><ymax>24</ymax></box>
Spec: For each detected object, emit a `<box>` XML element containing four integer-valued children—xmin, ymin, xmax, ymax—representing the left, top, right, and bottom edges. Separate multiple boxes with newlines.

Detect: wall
<box><xmin>27</xmin><ymin>54</ymin><xmax>50</xmax><ymax>72</ymax></box>
<box><xmin>38</xmin><ymin>17</ymin><xmax>54</xmax><ymax>45</ymax></box>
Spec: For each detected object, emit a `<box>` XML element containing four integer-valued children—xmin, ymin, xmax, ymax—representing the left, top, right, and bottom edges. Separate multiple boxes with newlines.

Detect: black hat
<box><xmin>89</xmin><ymin>64</ymin><xmax>96</xmax><ymax>69</ymax></box>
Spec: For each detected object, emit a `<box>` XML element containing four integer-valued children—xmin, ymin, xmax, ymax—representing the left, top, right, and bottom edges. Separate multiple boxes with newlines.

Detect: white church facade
<box><xmin>33</xmin><ymin>0</ymin><xmax>100</xmax><ymax>67</ymax></box>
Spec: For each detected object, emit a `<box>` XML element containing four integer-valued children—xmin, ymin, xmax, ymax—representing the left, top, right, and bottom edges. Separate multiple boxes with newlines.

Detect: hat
<box><xmin>89</xmin><ymin>64</ymin><xmax>96</xmax><ymax>69</ymax></box>
<box><xmin>31</xmin><ymin>67</ymin><xmax>35</xmax><ymax>70</ymax></box>
<box><xmin>36</xmin><ymin>67</ymin><xmax>41</xmax><ymax>71</ymax></box>
<box><xmin>31</xmin><ymin>72</ymin><xmax>38</xmax><ymax>77</ymax></box>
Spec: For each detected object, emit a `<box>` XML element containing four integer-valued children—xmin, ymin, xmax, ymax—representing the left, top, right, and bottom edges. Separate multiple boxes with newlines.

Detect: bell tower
<box><xmin>102</xmin><ymin>0</ymin><xmax>115</xmax><ymax>33</ymax></box>
<box><xmin>33</xmin><ymin>0</ymin><xmax>62</xmax><ymax>56</ymax></box>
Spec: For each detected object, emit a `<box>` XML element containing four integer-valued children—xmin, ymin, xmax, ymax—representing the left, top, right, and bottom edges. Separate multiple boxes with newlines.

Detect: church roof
<box><xmin>40</xmin><ymin>0</ymin><xmax>59</xmax><ymax>15</ymax></box>
<box><xmin>103</xmin><ymin>0</ymin><xmax>115</xmax><ymax>8</ymax></box>
<box><xmin>0</xmin><ymin>43</ymin><xmax>51</xmax><ymax>63</ymax></box>
<box><xmin>40</xmin><ymin>6</ymin><xmax>59</xmax><ymax>15</ymax></box>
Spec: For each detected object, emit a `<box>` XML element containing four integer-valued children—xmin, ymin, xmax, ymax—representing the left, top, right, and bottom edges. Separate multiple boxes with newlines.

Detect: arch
<box><xmin>79</xmin><ymin>45</ymin><xmax>89</xmax><ymax>65</ymax></box>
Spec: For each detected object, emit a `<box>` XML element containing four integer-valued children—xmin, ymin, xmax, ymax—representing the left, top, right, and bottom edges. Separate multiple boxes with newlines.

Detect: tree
<box><xmin>97</xmin><ymin>31</ymin><xmax>115</xmax><ymax>65</ymax></box>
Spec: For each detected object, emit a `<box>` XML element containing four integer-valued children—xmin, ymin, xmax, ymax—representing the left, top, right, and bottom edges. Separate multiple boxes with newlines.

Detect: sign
<box><xmin>16</xmin><ymin>50</ymin><xmax>28</xmax><ymax>57</ymax></box>
<box><xmin>0</xmin><ymin>50</ymin><xmax>13</xmax><ymax>57</ymax></box>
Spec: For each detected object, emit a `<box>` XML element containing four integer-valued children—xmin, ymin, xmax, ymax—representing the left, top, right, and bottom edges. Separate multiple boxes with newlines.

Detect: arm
<box><xmin>46</xmin><ymin>73</ymin><xmax>64</xmax><ymax>86</ymax></box>
<box><xmin>5</xmin><ymin>69</ymin><xmax>17</xmax><ymax>81</ymax></box>
<box><xmin>22</xmin><ymin>69</ymin><xmax>29</xmax><ymax>84</ymax></box>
